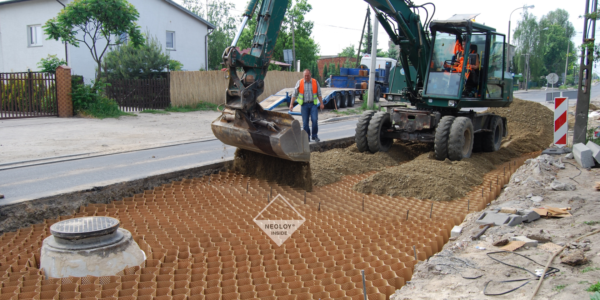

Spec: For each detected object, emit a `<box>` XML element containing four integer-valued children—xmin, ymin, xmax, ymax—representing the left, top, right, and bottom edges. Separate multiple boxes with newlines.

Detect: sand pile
<box><xmin>353</xmin><ymin>99</ymin><xmax>554</xmax><ymax>201</ymax></box>
<box><xmin>231</xmin><ymin>149</ymin><xmax>313</xmax><ymax>191</ymax></box>
<box><xmin>310</xmin><ymin>142</ymin><xmax>432</xmax><ymax>186</ymax></box>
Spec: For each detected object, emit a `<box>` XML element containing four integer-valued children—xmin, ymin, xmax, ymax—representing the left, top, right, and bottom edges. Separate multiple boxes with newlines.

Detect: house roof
<box><xmin>0</xmin><ymin>0</ymin><xmax>215</xmax><ymax>29</ymax></box>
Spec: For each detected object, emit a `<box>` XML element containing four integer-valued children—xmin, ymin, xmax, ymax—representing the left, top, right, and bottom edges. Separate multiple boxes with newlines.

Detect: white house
<box><xmin>0</xmin><ymin>0</ymin><xmax>215</xmax><ymax>82</ymax></box>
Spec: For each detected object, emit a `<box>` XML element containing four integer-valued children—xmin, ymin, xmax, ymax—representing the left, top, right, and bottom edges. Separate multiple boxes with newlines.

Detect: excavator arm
<box><xmin>211</xmin><ymin>0</ymin><xmax>431</xmax><ymax>162</ymax></box>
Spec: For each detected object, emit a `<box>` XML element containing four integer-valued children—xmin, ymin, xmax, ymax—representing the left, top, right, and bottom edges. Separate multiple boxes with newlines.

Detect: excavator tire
<box><xmin>448</xmin><ymin>117</ymin><xmax>474</xmax><ymax>161</ymax></box>
<box><xmin>472</xmin><ymin>133</ymin><xmax>483</xmax><ymax>153</ymax></box>
<box><xmin>481</xmin><ymin>116</ymin><xmax>503</xmax><ymax>152</ymax></box>
<box><xmin>367</xmin><ymin>111</ymin><xmax>393</xmax><ymax>153</ymax></box>
<box><xmin>355</xmin><ymin>110</ymin><xmax>377</xmax><ymax>152</ymax></box>
<box><xmin>434</xmin><ymin>116</ymin><xmax>455</xmax><ymax>160</ymax></box>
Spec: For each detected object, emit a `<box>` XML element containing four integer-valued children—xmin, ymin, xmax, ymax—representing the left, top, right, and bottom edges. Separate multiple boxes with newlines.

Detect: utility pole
<box><xmin>367</xmin><ymin>9</ymin><xmax>378</xmax><ymax>109</ymax></box>
<box><xmin>355</xmin><ymin>7</ymin><xmax>370</xmax><ymax>68</ymax></box>
<box><xmin>291</xmin><ymin>15</ymin><xmax>296</xmax><ymax>72</ymax></box>
<box><xmin>573</xmin><ymin>0</ymin><xmax>598</xmax><ymax>144</ymax></box>
<box><xmin>521</xmin><ymin>53</ymin><xmax>531</xmax><ymax>91</ymax></box>
<box><xmin>366</xmin><ymin>9</ymin><xmax>372</xmax><ymax>55</ymax></box>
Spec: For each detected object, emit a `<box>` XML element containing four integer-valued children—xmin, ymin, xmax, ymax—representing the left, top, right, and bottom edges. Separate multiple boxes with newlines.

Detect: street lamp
<box><xmin>507</xmin><ymin>5</ymin><xmax>535</xmax><ymax>72</ymax></box>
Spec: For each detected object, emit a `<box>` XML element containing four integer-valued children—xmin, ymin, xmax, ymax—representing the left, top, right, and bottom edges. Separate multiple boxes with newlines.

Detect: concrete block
<box><xmin>506</xmin><ymin>214</ymin><xmax>523</xmax><ymax>226</ymax></box>
<box><xmin>573</xmin><ymin>143</ymin><xmax>595</xmax><ymax>169</ymax></box>
<box><xmin>518</xmin><ymin>210</ymin><xmax>540</xmax><ymax>223</ymax></box>
<box><xmin>510</xmin><ymin>236</ymin><xmax>538</xmax><ymax>247</ymax></box>
<box><xmin>586</xmin><ymin>141</ymin><xmax>600</xmax><ymax>164</ymax></box>
<box><xmin>476</xmin><ymin>212</ymin><xmax>511</xmax><ymax>226</ymax></box>
<box><xmin>451</xmin><ymin>226</ymin><xmax>463</xmax><ymax>238</ymax></box>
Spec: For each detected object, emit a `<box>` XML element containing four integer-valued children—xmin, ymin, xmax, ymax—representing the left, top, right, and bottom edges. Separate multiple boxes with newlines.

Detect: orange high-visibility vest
<box><xmin>297</xmin><ymin>78</ymin><xmax>319</xmax><ymax>105</ymax></box>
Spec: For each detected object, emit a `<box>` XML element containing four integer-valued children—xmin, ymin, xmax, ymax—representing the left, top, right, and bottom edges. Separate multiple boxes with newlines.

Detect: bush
<box><xmin>0</xmin><ymin>73</ymin><xmax>56</xmax><ymax>113</ymax></box>
<box><xmin>37</xmin><ymin>54</ymin><xmax>66</xmax><ymax>73</ymax></box>
<box><xmin>71</xmin><ymin>80</ymin><xmax>133</xmax><ymax>118</ymax></box>
<box><xmin>169</xmin><ymin>59</ymin><xmax>183</xmax><ymax>71</ymax></box>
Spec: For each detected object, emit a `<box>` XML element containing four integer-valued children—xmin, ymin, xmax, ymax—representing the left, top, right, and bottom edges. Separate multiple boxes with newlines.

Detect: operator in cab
<box><xmin>290</xmin><ymin>69</ymin><xmax>324</xmax><ymax>142</ymax></box>
<box><xmin>443</xmin><ymin>36</ymin><xmax>480</xmax><ymax>97</ymax></box>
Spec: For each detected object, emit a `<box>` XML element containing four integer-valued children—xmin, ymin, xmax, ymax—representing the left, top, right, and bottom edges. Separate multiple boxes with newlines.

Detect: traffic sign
<box><xmin>546</xmin><ymin>73</ymin><xmax>559</xmax><ymax>85</ymax></box>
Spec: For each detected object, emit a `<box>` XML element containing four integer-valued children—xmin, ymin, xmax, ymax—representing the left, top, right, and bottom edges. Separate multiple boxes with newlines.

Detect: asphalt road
<box><xmin>515</xmin><ymin>84</ymin><xmax>600</xmax><ymax>103</ymax></box>
<box><xmin>0</xmin><ymin>119</ymin><xmax>358</xmax><ymax>207</ymax></box>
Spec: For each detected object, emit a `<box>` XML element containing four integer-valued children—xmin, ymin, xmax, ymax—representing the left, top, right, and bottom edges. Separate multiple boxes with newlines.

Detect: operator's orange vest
<box><xmin>297</xmin><ymin>79</ymin><xmax>319</xmax><ymax>105</ymax></box>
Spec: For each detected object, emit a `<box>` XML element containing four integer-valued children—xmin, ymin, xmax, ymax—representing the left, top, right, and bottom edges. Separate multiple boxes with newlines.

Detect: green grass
<box><xmin>165</xmin><ymin>102</ymin><xmax>219</xmax><ymax>112</ymax></box>
<box><xmin>585</xmin><ymin>221</ymin><xmax>600</xmax><ymax>226</ymax></box>
<box><xmin>588</xmin><ymin>282</ymin><xmax>600</xmax><ymax>292</ymax></box>
<box><xmin>139</xmin><ymin>109</ymin><xmax>169</xmax><ymax>114</ymax></box>
<box><xmin>582</xmin><ymin>267</ymin><xmax>600</xmax><ymax>273</ymax></box>
<box><xmin>554</xmin><ymin>284</ymin><xmax>567</xmax><ymax>292</ymax></box>
<box><xmin>82</xmin><ymin>98</ymin><xmax>135</xmax><ymax>119</ymax></box>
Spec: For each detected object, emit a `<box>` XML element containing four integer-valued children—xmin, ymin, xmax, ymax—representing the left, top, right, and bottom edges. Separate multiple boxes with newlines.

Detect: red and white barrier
<box><xmin>554</xmin><ymin>97</ymin><xmax>568</xmax><ymax>146</ymax></box>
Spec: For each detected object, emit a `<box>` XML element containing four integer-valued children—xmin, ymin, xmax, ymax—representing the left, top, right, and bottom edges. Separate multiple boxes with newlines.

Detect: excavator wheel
<box><xmin>355</xmin><ymin>110</ymin><xmax>377</xmax><ymax>152</ymax></box>
<box><xmin>481</xmin><ymin>116</ymin><xmax>503</xmax><ymax>152</ymax></box>
<box><xmin>367</xmin><ymin>111</ymin><xmax>393</xmax><ymax>153</ymax></box>
<box><xmin>448</xmin><ymin>117</ymin><xmax>474</xmax><ymax>161</ymax></box>
<box><xmin>434</xmin><ymin>116</ymin><xmax>456</xmax><ymax>160</ymax></box>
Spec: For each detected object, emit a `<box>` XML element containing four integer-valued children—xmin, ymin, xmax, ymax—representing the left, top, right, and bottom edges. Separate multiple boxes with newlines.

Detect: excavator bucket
<box><xmin>211</xmin><ymin>108</ymin><xmax>310</xmax><ymax>162</ymax></box>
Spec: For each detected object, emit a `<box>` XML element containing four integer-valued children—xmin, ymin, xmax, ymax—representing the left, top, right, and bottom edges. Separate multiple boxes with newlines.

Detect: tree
<box><xmin>37</xmin><ymin>55</ymin><xmax>67</xmax><ymax>73</ymax></box>
<box><xmin>44</xmin><ymin>0</ymin><xmax>144</xmax><ymax>84</ymax></box>
<box><xmin>387</xmin><ymin>43</ymin><xmax>399</xmax><ymax>59</ymax></box>
<box><xmin>513</xmin><ymin>11</ymin><xmax>544</xmax><ymax>86</ymax></box>
<box><xmin>238</xmin><ymin>0</ymin><xmax>320</xmax><ymax>71</ymax></box>
<box><xmin>183</xmin><ymin>0</ymin><xmax>237</xmax><ymax>70</ymax></box>
<box><xmin>322</xmin><ymin>64</ymin><xmax>328</xmax><ymax>82</ymax></box>
<box><xmin>169</xmin><ymin>60</ymin><xmax>184</xmax><ymax>71</ymax></box>
<box><xmin>338</xmin><ymin>44</ymin><xmax>356</xmax><ymax>58</ymax></box>
<box><xmin>104</xmin><ymin>34</ymin><xmax>170</xmax><ymax>79</ymax></box>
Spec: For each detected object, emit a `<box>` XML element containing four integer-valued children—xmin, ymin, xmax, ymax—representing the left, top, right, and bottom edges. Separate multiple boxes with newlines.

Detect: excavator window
<box><xmin>425</xmin><ymin>32</ymin><xmax>462</xmax><ymax>97</ymax></box>
<box><xmin>486</xmin><ymin>34</ymin><xmax>506</xmax><ymax>99</ymax></box>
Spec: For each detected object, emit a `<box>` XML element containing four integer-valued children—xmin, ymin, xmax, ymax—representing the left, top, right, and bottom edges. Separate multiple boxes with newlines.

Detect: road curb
<box><xmin>0</xmin><ymin>136</ymin><xmax>357</xmax><ymax>234</ymax></box>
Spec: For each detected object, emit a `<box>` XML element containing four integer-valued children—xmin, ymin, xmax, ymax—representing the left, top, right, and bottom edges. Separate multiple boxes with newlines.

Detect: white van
<box><xmin>360</xmin><ymin>55</ymin><xmax>397</xmax><ymax>70</ymax></box>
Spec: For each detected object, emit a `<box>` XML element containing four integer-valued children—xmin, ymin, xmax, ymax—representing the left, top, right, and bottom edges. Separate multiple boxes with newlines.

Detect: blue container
<box><xmin>340</xmin><ymin>68</ymin><xmax>349</xmax><ymax>76</ymax></box>
<box><xmin>347</xmin><ymin>68</ymin><xmax>360</xmax><ymax>76</ymax></box>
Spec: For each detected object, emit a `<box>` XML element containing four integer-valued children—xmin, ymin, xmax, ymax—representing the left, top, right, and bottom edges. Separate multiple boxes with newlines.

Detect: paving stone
<box><xmin>518</xmin><ymin>210</ymin><xmax>540</xmax><ymax>223</ymax></box>
<box><xmin>451</xmin><ymin>226</ymin><xmax>463</xmax><ymax>238</ymax></box>
<box><xmin>573</xmin><ymin>143</ymin><xmax>595</xmax><ymax>169</ymax></box>
<box><xmin>510</xmin><ymin>236</ymin><xmax>538</xmax><ymax>247</ymax></box>
<box><xmin>586</xmin><ymin>141</ymin><xmax>600</xmax><ymax>165</ymax></box>
<box><xmin>506</xmin><ymin>214</ymin><xmax>523</xmax><ymax>227</ymax></box>
<box><xmin>476</xmin><ymin>212</ymin><xmax>515</xmax><ymax>226</ymax></box>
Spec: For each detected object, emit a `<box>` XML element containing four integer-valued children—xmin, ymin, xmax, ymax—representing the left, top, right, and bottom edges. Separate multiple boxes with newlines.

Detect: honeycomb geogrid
<box><xmin>0</xmin><ymin>154</ymin><xmax>534</xmax><ymax>300</ymax></box>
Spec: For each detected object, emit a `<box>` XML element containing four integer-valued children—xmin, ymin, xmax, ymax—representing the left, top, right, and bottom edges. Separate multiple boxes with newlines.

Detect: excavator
<box><xmin>211</xmin><ymin>0</ymin><xmax>513</xmax><ymax>162</ymax></box>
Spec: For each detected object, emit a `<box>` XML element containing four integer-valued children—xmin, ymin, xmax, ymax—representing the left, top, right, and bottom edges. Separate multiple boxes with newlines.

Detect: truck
<box><xmin>212</xmin><ymin>1</ymin><xmax>513</xmax><ymax>163</ymax></box>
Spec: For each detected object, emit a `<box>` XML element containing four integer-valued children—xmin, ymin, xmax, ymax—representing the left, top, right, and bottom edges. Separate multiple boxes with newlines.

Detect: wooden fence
<box><xmin>170</xmin><ymin>71</ymin><xmax>303</xmax><ymax>106</ymax></box>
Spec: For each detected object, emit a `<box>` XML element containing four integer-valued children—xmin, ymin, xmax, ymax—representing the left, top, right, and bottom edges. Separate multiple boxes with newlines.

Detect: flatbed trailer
<box><xmin>259</xmin><ymin>88</ymin><xmax>365</xmax><ymax>115</ymax></box>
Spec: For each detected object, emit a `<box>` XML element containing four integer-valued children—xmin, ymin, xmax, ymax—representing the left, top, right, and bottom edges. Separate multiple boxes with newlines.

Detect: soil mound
<box><xmin>231</xmin><ymin>149</ymin><xmax>312</xmax><ymax>191</ymax></box>
<box><xmin>310</xmin><ymin>142</ymin><xmax>431</xmax><ymax>186</ymax></box>
<box><xmin>353</xmin><ymin>98</ymin><xmax>553</xmax><ymax>201</ymax></box>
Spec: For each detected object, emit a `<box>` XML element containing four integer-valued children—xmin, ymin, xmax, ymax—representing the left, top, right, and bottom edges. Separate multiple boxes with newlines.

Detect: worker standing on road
<box><xmin>290</xmin><ymin>69</ymin><xmax>324</xmax><ymax>142</ymax></box>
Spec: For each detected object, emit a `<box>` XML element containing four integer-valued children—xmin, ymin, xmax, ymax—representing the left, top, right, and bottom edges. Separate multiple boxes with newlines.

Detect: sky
<box><xmin>175</xmin><ymin>0</ymin><xmax>594</xmax><ymax>56</ymax></box>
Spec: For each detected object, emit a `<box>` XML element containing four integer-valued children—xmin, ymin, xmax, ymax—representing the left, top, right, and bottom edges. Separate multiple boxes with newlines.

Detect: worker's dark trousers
<box><xmin>300</xmin><ymin>102</ymin><xmax>318</xmax><ymax>139</ymax></box>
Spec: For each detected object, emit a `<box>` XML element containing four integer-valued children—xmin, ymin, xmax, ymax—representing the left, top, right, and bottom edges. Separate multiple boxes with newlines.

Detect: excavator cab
<box><xmin>423</xmin><ymin>19</ymin><xmax>513</xmax><ymax>109</ymax></box>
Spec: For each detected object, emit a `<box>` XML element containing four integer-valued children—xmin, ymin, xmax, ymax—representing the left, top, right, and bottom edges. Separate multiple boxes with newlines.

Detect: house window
<box><xmin>166</xmin><ymin>31</ymin><xmax>175</xmax><ymax>50</ymax></box>
<box><xmin>28</xmin><ymin>25</ymin><xmax>43</xmax><ymax>47</ymax></box>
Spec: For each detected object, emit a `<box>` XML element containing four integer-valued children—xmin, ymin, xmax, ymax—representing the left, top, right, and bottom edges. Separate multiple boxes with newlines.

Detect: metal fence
<box><xmin>0</xmin><ymin>72</ymin><xmax>58</xmax><ymax>119</ymax></box>
<box><xmin>106</xmin><ymin>75</ymin><xmax>171</xmax><ymax>112</ymax></box>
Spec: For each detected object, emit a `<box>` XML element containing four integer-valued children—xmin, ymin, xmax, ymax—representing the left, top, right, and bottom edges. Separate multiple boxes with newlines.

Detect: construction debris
<box><xmin>532</xmin><ymin>207</ymin><xmax>572</xmax><ymax>218</ymax></box>
<box><xmin>573</xmin><ymin>143</ymin><xmax>595</xmax><ymax>169</ymax></box>
<box><xmin>560</xmin><ymin>249</ymin><xmax>588</xmax><ymax>266</ymax></box>
<box><xmin>510</xmin><ymin>236</ymin><xmax>538</xmax><ymax>247</ymax></box>
<box><xmin>500</xmin><ymin>241</ymin><xmax>527</xmax><ymax>252</ymax></box>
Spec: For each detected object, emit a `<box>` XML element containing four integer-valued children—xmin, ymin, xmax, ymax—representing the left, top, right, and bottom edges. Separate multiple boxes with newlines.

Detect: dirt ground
<box><xmin>391</xmin><ymin>154</ymin><xmax>600</xmax><ymax>300</ymax></box>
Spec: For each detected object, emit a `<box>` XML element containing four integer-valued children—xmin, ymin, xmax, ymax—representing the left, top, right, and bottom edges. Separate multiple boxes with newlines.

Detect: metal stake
<box><xmin>490</xmin><ymin>182</ymin><xmax>492</xmax><ymax>192</ymax></box>
<box><xmin>361</xmin><ymin>270</ymin><xmax>367</xmax><ymax>300</ymax></box>
<box><xmin>468</xmin><ymin>199</ymin><xmax>470</xmax><ymax>212</ymax></box>
<box><xmin>246</xmin><ymin>182</ymin><xmax>249</xmax><ymax>193</ymax></box>
<box><xmin>304</xmin><ymin>191</ymin><xmax>306</xmax><ymax>204</ymax></box>
<box><xmin>269</xmin><ymin>186</ymin><xmax>272</xmax><ymax>201</ymax></box>
<box><xmin>318</xmin><ymin>202</ymin><xmax>321</xmax><ymax>211</ymax></box>
<box><xmin>406</xmin><ymin>209</ymin><xmax>409</xmax><ymax>221</ymax></box>
<box><xmin>413</xmin><ymin>245</ymin><xmax>418</xmax><ymax>261</ymax></box>
<box><xmin>429</xmin><ymin>201</ymin><xmax>434</xmax><ymax>219</ymax></box>
<box><xmin>362</xmin><ymin>197</ymin><xmax>365</xmax><ymax>212</ymax></box>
